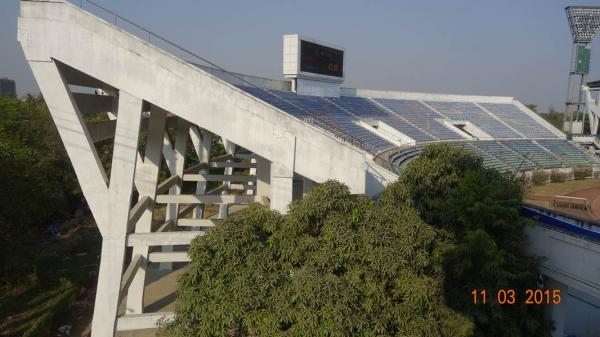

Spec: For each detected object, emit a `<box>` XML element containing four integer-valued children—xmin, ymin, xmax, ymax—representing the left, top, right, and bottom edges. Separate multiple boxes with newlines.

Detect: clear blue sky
<box><xmin>1</xmin><ymin>0</ymin><xmax>599</xmax><ymax>113</ymax></box>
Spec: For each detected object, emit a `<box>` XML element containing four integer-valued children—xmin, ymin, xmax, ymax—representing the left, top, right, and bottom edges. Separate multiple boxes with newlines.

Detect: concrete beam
<box><xmin>156</xmin><ymin>175</ymin><xmax>181</xmax><ymax>195</ymax></box>
<box><xmin>127</xmin><ymin>231</ymin><xmax>202</xmax><ymax>246</ymax></box>
<box><xmin>189</xmin><ymin>127</ymin><xmax>212</xmax><ymax>219</ymax></box>
<box><xmin>120</xmin><ymin>254</ymin><xmax>145</xmax><ymax>297</ymax></box>
<box><xmin>155</xmin><ymin>194</ymin><xmax>256</xmax><ymax>204</ymax></box>
<box><xmin>270</xmin><ymin>161</ymin><xmax>294</xmax><ymax>213</ymax></box>
<box><xmin>127</xmin><ymin>196</ymin><xmax>152</xmax><ymax>233</ymax></box>
<box><xmin>177</xmin><ymin>219</ymin><xmax>222</xmax><ymax>227</ymax></box>
<box><xmin>94</xmin><ymin>91</ymin><xmax>143</xmax><ymax>337</ymax></box>
<box><xmin>126</xmin><ymin>106</ymin><xmax>167</xmax><ymax>314</ymax></box>
<box><xmin>115</xmin><ymin>313</ymin><xmax>174</xmax><ymax>331</ymax></box>
<box><xmin>182</xmin><ymin>174</ymin><xmax>256</xmax><ymax>182</ymax></box>
<box><xmin>148</xmin><ymin>252</ymin><xmax>190</xmax><ymax>263</ymax></box>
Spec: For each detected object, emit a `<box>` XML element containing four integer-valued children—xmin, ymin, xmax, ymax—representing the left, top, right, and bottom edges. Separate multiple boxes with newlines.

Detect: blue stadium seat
<box><xmin>236</xmin><ymin>86</ymin><xmax>395</xmax><ymax>153</ymax></box>
<box><xmin>327</xmin><ymin>96</ymin><xmax>434</xmax><ymax>142</ymax></box>
<box><xmin>373</xmin><ymin>98</ymin><xmax>464</xmax><ymax>141</ymax></box>
<box><xmin>425</xmin><ymin>101</ymin><xmax>521</xmax><ymax>139</ymax></box>
<box><xmin>480</xmin><ymin>103</ymin><xmax>558</xmax><ymax>138</ymax></box>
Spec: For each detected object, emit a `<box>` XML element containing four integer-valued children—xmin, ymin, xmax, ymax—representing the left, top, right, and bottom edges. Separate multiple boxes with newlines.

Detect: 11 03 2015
<box><xmin>471</xmin><ymin>289</ymin><xmax>561</xmax><ymax>305</ymax></box>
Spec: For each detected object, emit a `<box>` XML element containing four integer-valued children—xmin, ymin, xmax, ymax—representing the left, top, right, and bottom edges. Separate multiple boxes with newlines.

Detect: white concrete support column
<box><xmin>161</xmin><ymin>118</ymin><xmax>189</xmax><ymax>270</ymax></box>
<box><xmin>30</xmin><ymin>60</ymin><xmax>143</xmax><ymax>337</ymax></box>
<box><xmin>302</xmin><ymin>176</ymin><xmax>316</xmax><ymax>198</ymax></box>
<box><xmin>29</xmin><ymin>61</ymin><xmax>109</xmax><ymax>228</ymax></box>
<box><xmin>270</xmin><ymin>161</ymin><xmax>294</xmax><ymax>213</ymax></box>
<box><xmin>189</xmin><ymin>127</ymin><xmax>213</xmax><ymax>219</ymax></box>
<box><xmin>546</xmin><ymin>278</ymin><xmax>569</xmax><ymax>337</ymax></box>
<box><xmin>219</xmin><ymin>139</ymin><xmax>236</xmax><ymax>219</ymax></box>
<box><xmin>126</xmin><ymin>105</ymin><xmax>167</xmax><ymax>314</ymax></box>
<box><xmin>255</xmin><ymin>156</ymin><xmax>271</xmax><ymax>200</ymax></box>
<box><xmin>92</xmin><ymin>91</ymin><xmax>143</xmax><ymax>337</ymax></box>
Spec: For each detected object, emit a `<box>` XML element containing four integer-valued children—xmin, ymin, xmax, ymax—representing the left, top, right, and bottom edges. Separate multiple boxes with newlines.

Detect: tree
<box><xmin>379</xmin><ymin>143</ymin><xmax>481</xmax><ymax>224</ymax></box>
<box><xmin>0</xmin><ymin>96</ymin><xmax>81</xmax><ymax>287</ymax></box>
<box><xmin>525</xmin><ymin>104</ymin><xmax>537</xmax><ymax>113</ymax></box>
<box><xmin>161</xmin><ymin>181</ymin><xmax>473</xmax><ymax>337</ymax></box>
<box><xmin>162</xmin><ymin>144</ymin><xmax>551</xmax><ymax>337</ymax></box>
<box><xmin>381</xmin><ymin>144</ymin><xmax>551</xmax><ymax>337</ymax></box>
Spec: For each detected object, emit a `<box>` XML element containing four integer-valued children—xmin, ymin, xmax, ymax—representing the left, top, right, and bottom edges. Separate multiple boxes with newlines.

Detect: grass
<box><xmin>526</xmin><ymin>178</ymin><xmax>600</xmax><ymax>197</ymax></box>
<box><xmin>523</xmin><ymin>199</ymin><xmax>551</xmax><ymax>209</ymax></box>
<box><xmin>0</xmin><ymin>217</ymin><xmax>101</xmax><ymax>337</ymax></box>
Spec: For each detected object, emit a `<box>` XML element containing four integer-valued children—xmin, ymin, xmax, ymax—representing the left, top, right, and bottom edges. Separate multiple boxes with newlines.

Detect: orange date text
<box><xmin>471</xmin><ymin>289</ymin><xmax>561</xmax><ymax>305</ymax></box>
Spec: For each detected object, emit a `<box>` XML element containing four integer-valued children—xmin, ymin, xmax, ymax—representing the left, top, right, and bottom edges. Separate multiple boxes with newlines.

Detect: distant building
<box><xmin>0</xmin><ymin>78</ymin><xmax>16</xmax><ymax>97</ymax></box>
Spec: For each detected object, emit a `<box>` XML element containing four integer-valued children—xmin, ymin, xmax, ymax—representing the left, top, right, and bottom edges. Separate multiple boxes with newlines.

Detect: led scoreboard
<box><xmin>283</xmin><ymin>34</ymin><xmax>345</xmax><ymax>83</ymax></box>
<box><xmin>300</xmin><ymin>40</ymin><xmax>344</xmax><ymax>78</ymax></box>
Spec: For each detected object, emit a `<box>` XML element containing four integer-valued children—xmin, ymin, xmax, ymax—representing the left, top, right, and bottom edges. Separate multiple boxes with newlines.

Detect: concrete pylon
<box><xmin>30</xmin><ymin>60</ymin><xmax>145</xmax><ymax>337</ymax></box>
<box><xmin>270</xmin><ymin>161</ymin><xmax>294</xmax><ymax>213</ymax></box>
<box><xmin>126</xmin><ymin>106</ymin><xmax>167</xmax><ymax>314</ymax></box>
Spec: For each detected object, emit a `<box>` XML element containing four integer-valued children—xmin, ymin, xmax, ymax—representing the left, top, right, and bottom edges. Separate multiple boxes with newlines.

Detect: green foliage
<box><xmin>573</xmin><ymin>166</ymin><xmax>592</xmax><ymax>180</ymax></box>
<box><xmin>21</xmin><ymin>278</ymin><xmax>77</xmax><ymax>337</ymax></box>
<box><xmin>550</xmin><ymin>170</ymin><xmax>566</xmax><ymax>183</ymax></box>
<box><xmin>165</xmin><ymin>143</ymin><xmax>550</xmax><ymax>337</ymax></box>
<box><xmin>0</xmin><ymin>227</ymin><xmax>100</xmax><ymax>337</ymax></box>
<box><xmin>538</xmin><ymin>109</ymin><xmax>563</xmax><ymax>131</ymax></box>
<box><xmin>539</xmin><ymin>108</ymin><xmax>591</xmax><ymax>134</ymax></box>
<box><xmin>380</xmin><ymin>143</ymin><xmax>481</xmax><ymax>224</ymax></box>
<box><xmin>525</xmin><ymin>104</ymin><xmax>537</xmax><ymax>112</ymax></box>
<box><xmin>0</xmin><ymin>95</ymin><xmax>85</xmax><ymax>289</ymax></box>
<box><xmin>162</xmin><ymin>181</ymin><xmax>473</xmax><ymax>337</ymax></box>
<box><xmin>0</xmin><ymin>96</ymin><xmax>80</xmax><ymax>231</ymax></box>
<box><xmin>382</xmin><ymin>143</ymin><xmax>550</xmax><ymax>337</ymax></box>
<box><xmin>531</xmin><ymin>170</ymin><xmax>549</xmax><ymax>186</ymax></box>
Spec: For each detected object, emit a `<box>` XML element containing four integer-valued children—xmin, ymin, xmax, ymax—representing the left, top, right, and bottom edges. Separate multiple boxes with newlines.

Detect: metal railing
<box><xmin>67</xmin><ymin>0</ymin><xmax>378</xmax><ymax>157</ymax></box>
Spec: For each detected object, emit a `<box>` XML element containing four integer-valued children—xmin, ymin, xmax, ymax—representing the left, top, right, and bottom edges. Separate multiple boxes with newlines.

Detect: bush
<box><xmin>163</xmin><ymin>144</ymin><xmax>550</xmax><ymax>337</ymax></box>
<box><xmin>381</xmin><ymin>144</ymin><xmax>550</xmax><ymax>337</ymax></box>
<box><xmin>531</xmin><ymin>170</ymin><xmax>549</xmax><ymax>186</ymax></box>
<box><xmin>161</xmin><ymin>181</ymin><xmax>473</xmax><ymax>337</ymax></box>
<box><xmin>380</xmin><ymin>143</ymin><xmax>482</xmax><ymax>223</ymax></box>
<box><xmin>0</xmin><ymin>96</ymin><xmax>83</xmax><ymax>288</ymax></box>
<box><xmin>550</xmin><ymin>170</ymin><xmax>566</xmax><ymax>183</ymax></box>
<box><xmin>573</xmin><ymin>166</ymin><xmax>592</xmax><ymax>180</ymax></box>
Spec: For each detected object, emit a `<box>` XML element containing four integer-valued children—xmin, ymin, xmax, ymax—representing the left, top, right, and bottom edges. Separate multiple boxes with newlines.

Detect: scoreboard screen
<box><xmin>299</xmin><ymin>40</ymin><xmax>344</xmax><ymax>78</ymax></box>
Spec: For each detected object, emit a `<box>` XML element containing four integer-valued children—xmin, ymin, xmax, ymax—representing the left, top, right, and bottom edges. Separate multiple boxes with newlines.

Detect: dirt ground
<box><xmin>525</xmin><ymin>179</ymin><xmax>600</xmax><ymax>220</ymax></box>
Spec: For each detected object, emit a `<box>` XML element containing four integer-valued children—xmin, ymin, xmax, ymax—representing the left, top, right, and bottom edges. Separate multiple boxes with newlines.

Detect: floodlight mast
<box><xmin>564</xmin><ymin>6</ymin><xmax>600</xmax><ymax>134</ymax></box>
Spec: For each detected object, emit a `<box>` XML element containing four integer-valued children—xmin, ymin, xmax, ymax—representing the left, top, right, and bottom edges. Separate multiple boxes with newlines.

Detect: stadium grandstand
<box><xmin>16</xmin><ymin>1</ymin><xmax>600</xmax><ymax>337</ymax></box>
<box><xmin>233</xmin><ymin>83</ymin><xmax>600</xmax><ymax>173</ymax></box>
<box><xmin>200</xmin><ymin>67</ymin><xmax>598</xmax><ymax>176</ymax></box>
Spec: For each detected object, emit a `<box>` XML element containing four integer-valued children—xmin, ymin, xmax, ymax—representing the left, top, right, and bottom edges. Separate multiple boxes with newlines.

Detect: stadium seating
<box><xmin>373</xmin><ymin>98</ymin><xmax>464</xmax><ymax>141</ymax></box>
<box><xmin>327</xmin><ymin>96</ymin><xmax>434</xmax><ymax>142</ymax></box>
<box><xmin>424</xmin><ymin>101</ymin><xmax>521</xmax><ymax>138</ymax></box>
<box><xmin>536</xmin><ymin>139</ymin><xmax>599</xmax><ymax>166</ymax></box>
<box><xmin>470</xmin><ymin>141</ymin><xmax>535</xmax><ymax>171</ymax></box>
<box><xmin>236</xmin><ymin>85</ymin><xmax>599</xmax><ymax>173</ymax></box>
<box><xmin>390</xmin><ymin>140</ymin><xmax>600</xmax><ymax>172</ymax></box>
<box><xmin>480</xmin><ymin>103</ymin><xmax>559</xmax><ymax>138</ymax></box>
<box><xmin>501</xmin><ymin>140</ymin><xmax>560</xmax><ymax>169</ymax></box>
<box><xmin>237</xmin><ymin>86</ymin><xmax>394</xmax><ymax>153</ymax></box>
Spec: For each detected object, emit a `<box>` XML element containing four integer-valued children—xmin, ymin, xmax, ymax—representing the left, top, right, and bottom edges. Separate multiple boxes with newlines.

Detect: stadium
<box><xmin>11</xmin><ymin>1</ymin><xmax>600</xmax><ymax>337</ymax></box>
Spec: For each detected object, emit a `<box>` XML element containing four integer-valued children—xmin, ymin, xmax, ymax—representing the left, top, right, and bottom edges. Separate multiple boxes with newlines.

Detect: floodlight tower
<box><xmin>564</xmin><ymin>6</ymin><xmax>600</xmax><ymax>134</ymax></box>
